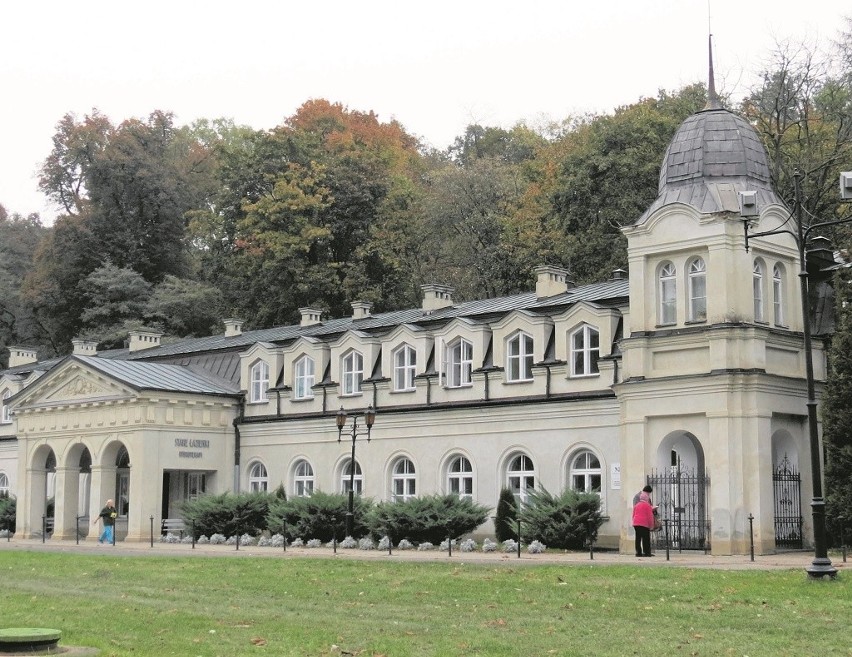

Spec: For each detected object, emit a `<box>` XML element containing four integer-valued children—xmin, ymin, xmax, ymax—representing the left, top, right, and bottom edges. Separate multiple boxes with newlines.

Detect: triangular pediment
<box><xmin>10</xmin><ymin>359</ymin><xmax>136</xmax><ymax>411</ymax></box>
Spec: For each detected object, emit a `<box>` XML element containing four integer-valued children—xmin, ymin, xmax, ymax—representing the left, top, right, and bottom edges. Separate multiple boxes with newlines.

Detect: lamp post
<box><xmin>336</xmin><ymin>404</ymin><xmax>376</xmax><ymax>538</ymax></box>
<box><xmin>742</xmin><ymin>169</ymin><xmax>852</xmax><ymax>578</ymax></box>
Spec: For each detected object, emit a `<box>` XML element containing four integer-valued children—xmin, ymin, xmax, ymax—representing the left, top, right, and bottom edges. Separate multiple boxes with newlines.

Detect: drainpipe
<box><xmin>483</xmin><ymin>371</ymin><xmax>490</xmax><ymax>401</ymax></box>
<box><xmin>545</xmin><ymin>365</ymin><xmax>552</xmax><ymax>398</ymax></box>
<box><xmin>233</xmin><ymin>394</ymin><xmax>245</xmax><ymax>492</ymax></box>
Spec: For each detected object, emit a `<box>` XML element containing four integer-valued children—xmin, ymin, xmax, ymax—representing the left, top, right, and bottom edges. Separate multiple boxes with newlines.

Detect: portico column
<box><xmin>51</xmin><ymin>466</ymin><xmax>79</xmax><ymax>541</ymax></box>
<box><xmin>88</xmin><ymin>464</ymin><xmax>115</xmax><ymax>542</ymax></box>
<box><xmin>22</xmin><ymin>467</ymin><xmax>47</xmax><ymax>539</ymax></box>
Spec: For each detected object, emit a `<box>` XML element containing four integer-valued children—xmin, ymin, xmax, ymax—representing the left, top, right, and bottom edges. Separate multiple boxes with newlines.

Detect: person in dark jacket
<box><xmin>93</xmin><ymin>498</ymin><xmax>117</xmax><ymax>544</ymax></box>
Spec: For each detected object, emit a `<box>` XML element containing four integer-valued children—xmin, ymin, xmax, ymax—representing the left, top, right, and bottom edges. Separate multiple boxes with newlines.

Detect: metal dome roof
<box><xmin>635</xmin><ymin>107</ymin><xmax>784</xmax><ymax>224</ymax></box>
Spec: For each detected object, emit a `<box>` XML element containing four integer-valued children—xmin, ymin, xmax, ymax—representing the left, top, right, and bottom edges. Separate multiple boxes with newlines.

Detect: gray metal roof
<box><xmin>637</xmin><ymin>108</ymin><xmax>784</xmax><ymax>223</ymax></box>
<box><xmin>76</xmin><ymin>356</ymin><xmax>240</xmax><ymax>396</ymax></box>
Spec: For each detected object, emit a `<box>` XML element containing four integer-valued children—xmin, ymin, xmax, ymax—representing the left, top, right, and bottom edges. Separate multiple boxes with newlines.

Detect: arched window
<box><xmin>507</xmin><ymin>454</ymin><xmax>535</xmax><ymax>503</ymax></box>
<box><xmin>570</xmin><ymin>325</ymin><xmax>600</xmax><ymax>377</ymax></box>
<box><xmin>773</xmin><ymin>264</ymin><xmax>785</xmax><ymax>326</ymax></box>
<box><xmin>116</xmin><ymin>446</ymin><xmax>130</xmax><ymax>517</ymax></box>
<box><xmin>446</xmin><ymin>338</ymin><xmax>473</xmax><ymax>388</ymax></box>
<box><xmin>294</xmin><ymin>355</ymin><xmax>315</xmax><ymax>400</ymax></box>
<box><xmin>688</xmin><ymin>257</ymin><xmax>707</xmax><ymax>321</ymax></box>
<box><xmin>393</xmin><ymin>344</ymin><xmax>417</xmax><ymax>391</ymax></box>
<box><xmin>248</xmin><ymin>462</ymin><xmax>268</xmax><ymax>492</ymax></box>
<box><xmin>658</xmin><ymin>262</ymin><xmax>677</xmax><ymax>325</ymax></box>
<box><xmin>506</xmin><ymin>332</ymin><xmax>534</xmax><ymax>382</ymax></box>
<box><xmin>569</xmin><ymin>450</ymin><xmax>602</xmax><ymax>493</ymax></box>
<box><xmin>250</xmin><ymin>360</ymin><xmax>270</xmax><ymax>403</ymax></box>
<box><xmin>341</xmin><ymin>459</ymin><xmax>363</xmax><ymax>495</ymax></box>
<box><xmin>342</xmin><ymin>351</ymin><xmax>364</xmax><ymax>395</ymax></box>
<box><xmin>753</xmin><ymin>260</ymin><xmax>765</xmax><ymax>322</ymax></box>
<box><xmin>1</xmin><ymin>390</ymin><xmax>10</xmax><ymax>424</ymax></box>
<box><xmin>447</xmin><ymin>456</ymin><xmax>473</xmax><ymax>499</ymax></box>
<box><xmin>0</xmin><ymin>472</ymin><xmax>8</xmax><ymax>495</ymax></box>
<box><xmin>391</xmin><ymin>458</ymin><xmax>416</xmax><ymax>501</ymax></box>
<box><xmin>293</xmin><ymin>460</ymin><xmax>314</xmax><ymax>497</ymax></box>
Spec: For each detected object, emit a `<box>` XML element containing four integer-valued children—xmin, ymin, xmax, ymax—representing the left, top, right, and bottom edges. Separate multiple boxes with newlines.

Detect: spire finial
<box><xmin>705</xmin><ymin>33</ymin><xmax>722</xmax><ymax>110</ymax></box>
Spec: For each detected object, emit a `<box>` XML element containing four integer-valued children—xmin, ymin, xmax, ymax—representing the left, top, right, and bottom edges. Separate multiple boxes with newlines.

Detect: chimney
<box><xmin>610</xmin><ymin>268</ymin><xmax>628</xmax><ymax>281</ymax></box>
<box><xmin>128</xmin><ymin>329</ymin><xmax>162</xmax><ymax>353</ymax></box>
<box><xmin>351</xmin><ymin>301</ymin><xmax>373</xmax><ymax>320</ymax></box>
<box><xmin>299</xmin><ymin>307</ymin><xmax>323</xmax><ymax>327</ymax></box>
<box><xmin>421</xmin><ymin>284</ymin><xmax>455</xmax><ymax>313</ymax></box>
<box><xmin>223</xmin><ymin>318</ymin><xmax>244</xmax><ymax>337</ymax></box>
<box><xmin>7</xmin><ymin>345</ymin><xmax>37</xmax><ymax>368</ymax></box>
<box><xmin>72</xmin><ymin>338</ymin><xmax>98</xmax><ymax>357</ymax></box>
<box><xmin>534</xmin><ymin>265</ymin><xmax>573</xmax><ymax>298</ymax></box>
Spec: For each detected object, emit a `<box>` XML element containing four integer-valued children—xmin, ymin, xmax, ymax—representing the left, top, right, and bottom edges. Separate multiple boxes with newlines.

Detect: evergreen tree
<box><xmin>495</xmin><ymin>487</ymin><xmax>518</xmax><ymax>542</ymax></box>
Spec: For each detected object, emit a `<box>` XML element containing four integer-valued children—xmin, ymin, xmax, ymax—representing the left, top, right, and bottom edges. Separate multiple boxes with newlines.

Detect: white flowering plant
<box><xmin>460</xmin><ymin>538</ymin><xmax>478</xmax><ymax>552</ymax></box>
<box><xmin>527</xmin><ymin>539</ymin><xmax>546</xmax><ymax>554</ymax></box>
<box><xmin>482</xmin><ymin>538</ymin><xmax>497</xmax><ymax>552</ymax></box>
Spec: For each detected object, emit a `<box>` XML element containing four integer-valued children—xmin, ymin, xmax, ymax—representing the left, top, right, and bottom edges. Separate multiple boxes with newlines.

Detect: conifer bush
<box><xmin>494</xmin><ymin>487</ymin><xmax>518</xmax><ymax>542</ymax></box>
<box><xmin>521</xmin><ymin>487</ymin><xmax>603</xmax><ymax>549</ymax></box>
<box><xmin>0</xmin><ymin>492</ymin><xmax>15</xmax><ymax>533</ymax></box>
<box><xmin>267</xmin><ymin>491</ymin><xmax>371</xmax><ymax>541</ymax></box>
<box><xmin>180</xmin><ymin>491</ymin><xmax>273</xmax><ymax>538</ymax></box>
<box><xmin>365</xmin><ymin>493</ymin><xmax>490</xmax><ymax>544</ymax></box>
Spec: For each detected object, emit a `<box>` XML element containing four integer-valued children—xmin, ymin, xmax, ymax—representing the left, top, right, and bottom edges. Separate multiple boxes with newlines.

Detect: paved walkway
<box><xmin>1</xmin><ymin>537</ymin><xmax>847</xmax><ymax>572</ymax></box>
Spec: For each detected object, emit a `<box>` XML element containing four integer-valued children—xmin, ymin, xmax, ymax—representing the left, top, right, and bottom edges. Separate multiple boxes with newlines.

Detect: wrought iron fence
<box><xmin>647</xmin><ymin>467</ymin><xmax>710</xmax><ymax>551</ymax></box>
<box><xmin>773</xmin><ymin>455</ymin><xmax>803</xmax><ymax>549</ymax></box>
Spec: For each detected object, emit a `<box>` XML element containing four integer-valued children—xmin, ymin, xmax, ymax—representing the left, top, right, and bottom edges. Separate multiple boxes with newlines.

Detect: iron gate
<box><xmin>773</xmin><ymin>456</ymin><xmax>803</xmax><ymax>549</ymax></box>
<box><xmin>647</xmin><ymin>467</ymin><xmax>710</xmax><ymax>551</ymax></box>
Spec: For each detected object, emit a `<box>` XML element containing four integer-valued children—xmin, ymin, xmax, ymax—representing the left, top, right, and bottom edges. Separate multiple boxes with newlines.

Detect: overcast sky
<box><xmin>1</xmin><ymin>0</ymin><xmax>849</xmax><ymax>223</ymax></box>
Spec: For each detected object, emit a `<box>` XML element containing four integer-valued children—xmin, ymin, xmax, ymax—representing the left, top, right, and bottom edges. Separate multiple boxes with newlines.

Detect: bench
<box><xmin>161</xmin><ymin>518</ymin><xmax>186</xmax><ymax>537</ymax></box>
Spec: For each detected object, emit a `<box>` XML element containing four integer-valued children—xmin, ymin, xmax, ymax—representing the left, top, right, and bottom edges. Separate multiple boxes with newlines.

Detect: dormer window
<box><xmin>570</xmin><ymin>325</ymin><xmax>600</xmax><ymax>377</ymax></box>
<box><xmin>446</xmin><ymin>338</ymin><xmax>473</xmax><ymax>388</ymax></box>
<box><xmin>393</xmin><ymin>344</ymin><xmax>416</xmax><ymax>392</ymax></box>
<box><xmin>1</xmin><ymin>390</ymin><xmax>10</xmax><ymax>424</ymax></box>
<box><xmin>342</xmin><ymin>350</ymin><xmax>364</xmax><ymax>395</ymax></box>
<box><xmin>506</xmin><ymin>332</ymin><xmax>534</xmax><ymax>382</ymax></box>
<box><xmin>688</xmin><ymin>257</ymin><xmax>707</xmax><ymax>321</ymax></box>
<box><xmin>249</xmin><ymin>361</ymin><xmax>269</xmax><ymax>403</ymax></box>
<box><xmin>658</xmin><ymin>262</ymin><xmax>676</xmax><ymax>325</ymax></box>
<box><xmin>294</xmin><ymin>355</ymin><xmax>315</xmax><ymax>400</ymax></box>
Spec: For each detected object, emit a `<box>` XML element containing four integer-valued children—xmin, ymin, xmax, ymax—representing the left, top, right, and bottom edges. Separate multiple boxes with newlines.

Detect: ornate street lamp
<box><xmin>741</xmin><ymin>169</ymin><xmax>852</xmax><ymax>578</ymax></box>
<box><xmin>336</xmin><ymin>405</ymin><xmax>376</xmax><ymax>538</ymax></box>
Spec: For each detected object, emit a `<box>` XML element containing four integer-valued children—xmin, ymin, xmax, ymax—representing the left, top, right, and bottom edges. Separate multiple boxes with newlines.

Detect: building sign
<box><xmin>175</xmin><ymin>438</ymin><xmax>210</xmax><ymax>459</ymax></box>
<box><xmin>610</xmin><ymin>463</ymin><xmax>621</xmax><ymax>490</ymax></box>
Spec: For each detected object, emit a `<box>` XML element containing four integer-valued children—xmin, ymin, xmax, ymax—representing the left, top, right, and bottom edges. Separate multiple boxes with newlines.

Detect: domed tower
<box><xmin>617</xmin><ymin>38</ymin><xmax>815</xmax><ymax>556</ymax></box>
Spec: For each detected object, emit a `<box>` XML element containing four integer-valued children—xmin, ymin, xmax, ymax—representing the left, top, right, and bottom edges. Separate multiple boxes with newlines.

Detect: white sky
<box><xmin>1</xmin><ymin>0</ymin><xmax>849</xmax><ymax>223</ymax></box>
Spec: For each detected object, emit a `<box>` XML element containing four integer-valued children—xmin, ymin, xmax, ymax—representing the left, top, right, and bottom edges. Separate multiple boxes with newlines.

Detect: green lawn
<box><xmin>0</xmin><ymin>551</ymin><xmax>848</xmax><ymax>657</ymax></box>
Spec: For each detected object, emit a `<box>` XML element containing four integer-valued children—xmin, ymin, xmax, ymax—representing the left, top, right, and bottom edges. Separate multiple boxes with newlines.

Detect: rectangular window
<box><xmin>342</xmin><ymin>352</ymin><xmax>363</xmax><ymax>395</ymax></box>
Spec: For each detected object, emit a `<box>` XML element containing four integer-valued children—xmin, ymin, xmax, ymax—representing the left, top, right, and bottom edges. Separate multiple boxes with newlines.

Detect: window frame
<box><xmin>446</xmin><ymin>338</ymin><xmax>473</xmax><ymax>388</ymax></box>
<box><xmin>0</xmin><ymin>471</ymin><xmax>8</xmax><ymax>495</ymax></box>
<box><xmin>507</xmin><ymin>453</ymin><xmax>535</xmax><ymax>504</ymax></box>
<box><xmin>1</xmin><ymin>390</ymin><xmax>11</xmax><ymax>424</ymax></box>
<box><xmin>753</xmin><ymin>260</ymin><xmax>765</xmax><ymax>322</ymax></box>
<box><xmin>294</xmin><ymin>355</ymin><xmax>315</xmax><ymax>400</ymax></box>
<box><xmin>293</xmin><ymin>459</ymin><xmax>314</xmax><ymax>497</ymax></box>
<box><xmin>392</xmin><ymin>344</ymin><xmax>417</xmax><ymax>392</ymax></box>
<box><xmin>391</xmin><ymin>457</ymin><xmax>417</xmax><ymax>502</ymax></box>
<box><xmin>249</xmin><ymin>360</ymin><xmax>270</xmax><ymax>404</ymax></box>
<box><xmin>506</xmin><ymin>332</ymin><xmax>534</xmax><ymax>382</ymax></box>
<box><xmin>658</xmin><ymin>261</ymin><xmax>677</xmax><ymax>325</ymax></box>
<box><xmin>773</xmin><ymin>263</ymin><xmax>785</xmax><ymax>326</ymax></box>
<box><xmin>570</xmin><ymin>324</ymin><xmax>600</xmax><ymax>377</ymax></box>
<box><xmin>341</xmin><ymin>350</ymin><xmax>364</xmax><ymax>396</ymax></box>
<box><xmin>447</xmin><ymin>455</ymin><xmax>474</xmax><ymax>500</ymax></box>
<box><xmin>569</xmin><ymin>450</ymin><xmax>603</xmax><ymax>494</ymax></box>
<box><xmin>341</xmin><ymin>458</ymin><xmax>363</xmax><ymax>495</ymax></box>
<box><xmin>687</xmin><ymin>257</ymin><xmax>707</xmax><ymax>322</ymax></box>
<box><xmin>248</xmin><ymin>461</ymin><xmax>268</xmax><ymax>492</ymax></box>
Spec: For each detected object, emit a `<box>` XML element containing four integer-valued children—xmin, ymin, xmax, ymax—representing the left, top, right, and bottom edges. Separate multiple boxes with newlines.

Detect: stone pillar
<box><xmin>51</xmin><ymin>466</ymin><xmax>80</xmax><ymax>541</ymax></box>
<box><xmin>23</xmin><ymin>467</ymin><xmax>47</xmax><ymax>540</ymax></box>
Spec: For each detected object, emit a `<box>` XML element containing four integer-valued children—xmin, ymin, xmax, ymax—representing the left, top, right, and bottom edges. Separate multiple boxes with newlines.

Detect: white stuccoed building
<box><xmin>0</xmin><ymin>87</ymin><xmax>836</xmax><ymax>555</ymax></box>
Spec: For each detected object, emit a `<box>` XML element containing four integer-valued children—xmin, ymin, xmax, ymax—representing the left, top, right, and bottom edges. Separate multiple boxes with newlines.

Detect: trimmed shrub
<box><xmin>365</xmin><ymin>494</ymin><xmax>490</xmax><ymax>544</ymax></box>
<box><xmin>180</xmin><ymin>491</ymin><xmax>273</xmax><ymax>538</ymax></box>
<box><xmin>0</xmin><ymin>493</ymin><xmax>15</xmax><ymax>533</ymax></box>
<box><xmin>521</xmin><ymin>487</ymin><xmax>604</xmax><ymax>550</ymax></box>
<box><xmin>267</xmin><ymin>491</ymin><xmax>372</xmax><ymax>541</ymax></box>
<box><xmin>494</xmin><ymin>487</ymin><xmax>518</xmax><ymax>542</ymax></box>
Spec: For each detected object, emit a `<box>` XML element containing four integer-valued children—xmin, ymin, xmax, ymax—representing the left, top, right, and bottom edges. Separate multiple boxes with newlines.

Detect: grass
<box><xmin>0</xmin><ymin>550</ymin><xmax>849</xmax><ymax>657</ymax></box>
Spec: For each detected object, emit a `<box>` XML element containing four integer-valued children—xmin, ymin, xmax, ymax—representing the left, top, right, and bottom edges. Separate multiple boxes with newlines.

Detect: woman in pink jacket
<box><xmin>632</xmin><ymin>491</ymin><xmax>655</xmax><ymax>557</ymax></box>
